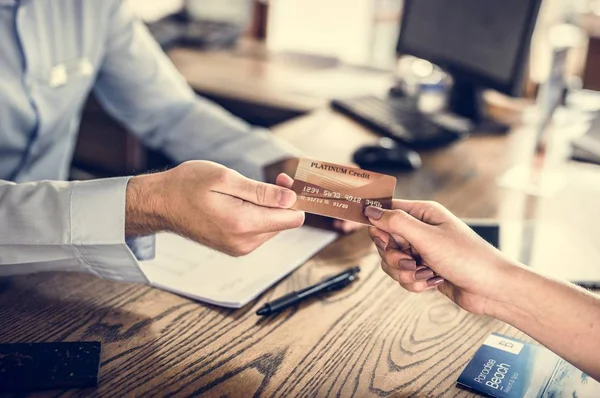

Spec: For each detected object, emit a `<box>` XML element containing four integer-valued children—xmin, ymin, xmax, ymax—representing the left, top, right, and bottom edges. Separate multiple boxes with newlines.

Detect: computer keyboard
<box><xmin>331</xmin><ymin>96</ymin><xmax>471</xmax><ymax>149</ymax></box>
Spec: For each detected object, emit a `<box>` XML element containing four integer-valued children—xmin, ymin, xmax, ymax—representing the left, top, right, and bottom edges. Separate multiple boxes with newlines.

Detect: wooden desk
<box><xmin>167</xmin><ymin>41</ymin><xmax>393</xmax><ymax>126</ymax></box>
<box><xmin>3</xmin><ymin>110</ymin><xmax>599</xmax><ymax>397</ymax></box>
<box><xmin>167</xmin><ymin>41</ymin><xmax>325</xmax><ymax>116</ymax></box>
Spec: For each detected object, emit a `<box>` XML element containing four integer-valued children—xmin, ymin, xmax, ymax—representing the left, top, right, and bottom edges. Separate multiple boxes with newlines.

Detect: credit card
<box><xmin>292</xmin><ymin>158</ymin><xmax>396</xmax><ymax>225</ymax></box>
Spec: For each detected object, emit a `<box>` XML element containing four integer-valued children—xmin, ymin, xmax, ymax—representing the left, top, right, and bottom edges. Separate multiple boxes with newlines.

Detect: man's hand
<box><xmin>366</xmin><ymin>200</ymin><xmax>515</xmax><ymax>316</ymax></box>
<box><xmin>125</xmin><ymin>161</ymin><xmax>305</xmax><ymax>256</ymax></box>
<box><xmin>265</xmin><ymin>158</ymin><xmax>361</xmax><ymax>234</ymax></box>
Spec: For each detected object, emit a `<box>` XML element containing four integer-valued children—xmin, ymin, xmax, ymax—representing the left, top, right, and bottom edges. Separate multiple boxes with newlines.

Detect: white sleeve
<box><xmin>0</xmin><ymin>177</ymin><xmax>148</xmax><ymax>284</ymax></box>
<box><xmin>94</xmin><ymin>0</ymin><xmax>299</xmax><ymax>182</ymax></box>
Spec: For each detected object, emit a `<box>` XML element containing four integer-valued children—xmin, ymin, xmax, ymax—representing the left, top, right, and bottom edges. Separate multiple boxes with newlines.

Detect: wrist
<box><xmin>125</xmin><ymin>173</ymin><xmax>170</xmax><ymax>237</ymax></box>
<box><xmin>483</xmin><ymin>258</ymin><xmax>534</xmax><ymax>320</ymax></box>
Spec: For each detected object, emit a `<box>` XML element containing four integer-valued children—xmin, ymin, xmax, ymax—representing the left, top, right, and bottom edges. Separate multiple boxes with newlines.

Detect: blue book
<box><xmin>457</xmin><ymin>333</ymin><xmax>600</xmax><ymax>397</ymax></box>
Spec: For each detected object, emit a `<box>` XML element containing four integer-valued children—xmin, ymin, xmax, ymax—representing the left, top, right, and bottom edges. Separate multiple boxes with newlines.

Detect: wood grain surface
<box><xmin>167</xmin><ymin>40</ymin><xmax>393</xmax><ymax>116</ymax></box>
<box><xmin>1</xmin><ymin>110</ymin><xmax>598</xmax><ymax>397</ymax></box>
<box><xmin>0</xmin><ymin>231</ymin><xmax>528</xmax><ymax>398</ymax></box>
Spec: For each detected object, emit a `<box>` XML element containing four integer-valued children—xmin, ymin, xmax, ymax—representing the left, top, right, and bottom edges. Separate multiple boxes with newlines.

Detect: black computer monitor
<box><xmin>396</xmin><ymin>0</ymin><xmax>542</xmax><ymax>131</ymax></box>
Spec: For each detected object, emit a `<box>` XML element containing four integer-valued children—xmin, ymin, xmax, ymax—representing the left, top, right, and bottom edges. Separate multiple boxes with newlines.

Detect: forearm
<box><xmin>95</xmin><ymin>0</ymin><xmax>299</xmax><ymax>183</ymax></box>
<box><xmin>159</xmin><ymin>109</ymin><xmax>300</xmax><ymax>182</ymax></box>
<box><xmin>489</xmin><ymin>262</ymin><xmax>600</xmax><ymax>380</ymax></box>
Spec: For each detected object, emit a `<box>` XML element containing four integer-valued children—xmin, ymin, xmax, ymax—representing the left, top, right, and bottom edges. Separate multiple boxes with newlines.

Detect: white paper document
<box><xmin>141</xmin><ymin>227</ymin><xmax>338</xmax><ymax>308</ymax></box>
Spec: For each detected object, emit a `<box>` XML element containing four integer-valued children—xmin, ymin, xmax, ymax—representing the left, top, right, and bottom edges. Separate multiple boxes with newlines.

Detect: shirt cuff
<box><xmin>70</xmin><ymin>177</ymin><xmax>149</xmax><ymax>284</ymax></box>
<box><xmin>126</xmin><ymin>235</ymin><xmax>156</xmax><ymax>260</ymax></box>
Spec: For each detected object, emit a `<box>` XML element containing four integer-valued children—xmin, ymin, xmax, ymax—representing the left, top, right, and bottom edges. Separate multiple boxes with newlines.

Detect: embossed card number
<box><xmin>291</xmin><ymin>158</ymin><xmax>396</xmax><ymax>225</ymax></box>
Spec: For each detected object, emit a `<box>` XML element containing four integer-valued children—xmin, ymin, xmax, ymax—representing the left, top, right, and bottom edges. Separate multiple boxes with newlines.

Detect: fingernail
<box><xmin>398</xmin><ymin>259</ymin><xmax>417</xmax><ymax>270</ymax></box>
<box><xmin>372</xmin><ymin>237</ymin><xmax>386</xmax><ymax>251</ymax></box>
<box><xmin>364</xmin><ymin>206</ymin><xmax>383</xmax><ymax>220</ymax></box>
<box><xmin>277</xmin><ymin>189</ymin><xmax>296</xmax><ymax>207</ymax></box>
<box><xmin>427</xmin><ymin>276</ymin><xmax>444</xmax><ymax>287</ymax></box>
<box><xmin>342</xmin><ymin>222</ymin><xmax>358</xmax><ymax>234</ymax></box>
<box><xmin>415</xmin><ymin>268</ymin><xmax>434</xmax><ymax>281</ymax></box>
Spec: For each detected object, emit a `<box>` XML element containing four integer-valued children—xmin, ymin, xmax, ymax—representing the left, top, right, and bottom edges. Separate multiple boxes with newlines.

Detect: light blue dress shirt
<box><xmin>0</xmin><ymin>0</ymin><xmax>296</xmax><ymax>283</ymax></box>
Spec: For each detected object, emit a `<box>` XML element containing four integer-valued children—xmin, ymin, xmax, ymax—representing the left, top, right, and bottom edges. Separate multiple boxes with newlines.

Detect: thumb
<box><xmin>364</xmin><ymin>206</ymin><xmax>430</xmax><ymax>243</ymax></box>
<box><xmin>235</xmin><ymin>177</ymin><xmax>297</xmax><ymax>209</ymax></box>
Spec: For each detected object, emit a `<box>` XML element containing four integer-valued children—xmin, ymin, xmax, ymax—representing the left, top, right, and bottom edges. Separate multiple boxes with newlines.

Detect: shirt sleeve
<box><xmin>0</xmin><ymin>178</ymin><xmax>148</xmax><ymax>284</ymax></box>
<box><xmin>93</xmin><ymin>0</ymin><xmax>299</xmax><ymax>181</ymax></box>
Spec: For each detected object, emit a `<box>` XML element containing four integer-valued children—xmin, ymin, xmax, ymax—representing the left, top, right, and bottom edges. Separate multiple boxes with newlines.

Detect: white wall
<box><xmin>267</xmin><ymin>0</ymin><xmax>376</xmax><ymax>65</ymax></box>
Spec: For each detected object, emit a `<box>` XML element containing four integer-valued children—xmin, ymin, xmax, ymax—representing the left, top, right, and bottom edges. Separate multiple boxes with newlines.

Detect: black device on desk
<box><xmin>0</xmin><ymin>342</ymin><xmax>101</xmax><ymax>393</ymax></box>
<box><xmin>335</xmin><ymin>0</ymin><xmax>542</xmax><ymax>150</ymax></box>
<box><xmin>332</xmin><ymin>96</ymin><xmax>470</xmax><ymax>149</ymax></box>
<box><xmin>353</xmin><ymin>137</ymin><xmax>421</xmax><ymax>171</ymax></box>
<box><xmin>147</xmin><ymin>11</ymin><xmax>243</xmax><ymax>50</ymax></box>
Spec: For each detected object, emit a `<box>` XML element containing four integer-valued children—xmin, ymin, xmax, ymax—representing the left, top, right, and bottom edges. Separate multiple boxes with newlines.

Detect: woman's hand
<box><xmin>367</xmin><ymin>200</ymin><xmax>600</xmax><ymax>382</ymax></box>
<box><xmin>365</xmin><ymin>200</ymin><xmax>515</xmax><ymax>315</ymax></box>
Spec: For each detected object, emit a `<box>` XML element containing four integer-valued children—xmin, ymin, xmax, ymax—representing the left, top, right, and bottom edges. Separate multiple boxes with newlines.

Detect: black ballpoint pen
<box><xmin>256</xmin><ymin>266</ymin><xmax>360</xmax><ymax>316</ymax></box>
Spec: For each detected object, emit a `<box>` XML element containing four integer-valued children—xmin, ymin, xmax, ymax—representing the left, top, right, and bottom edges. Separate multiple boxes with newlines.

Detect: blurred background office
<box><xmin>74</xmin><ymin>0</ymin><xmax>600</xmax><ymax>178</ymax></box>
